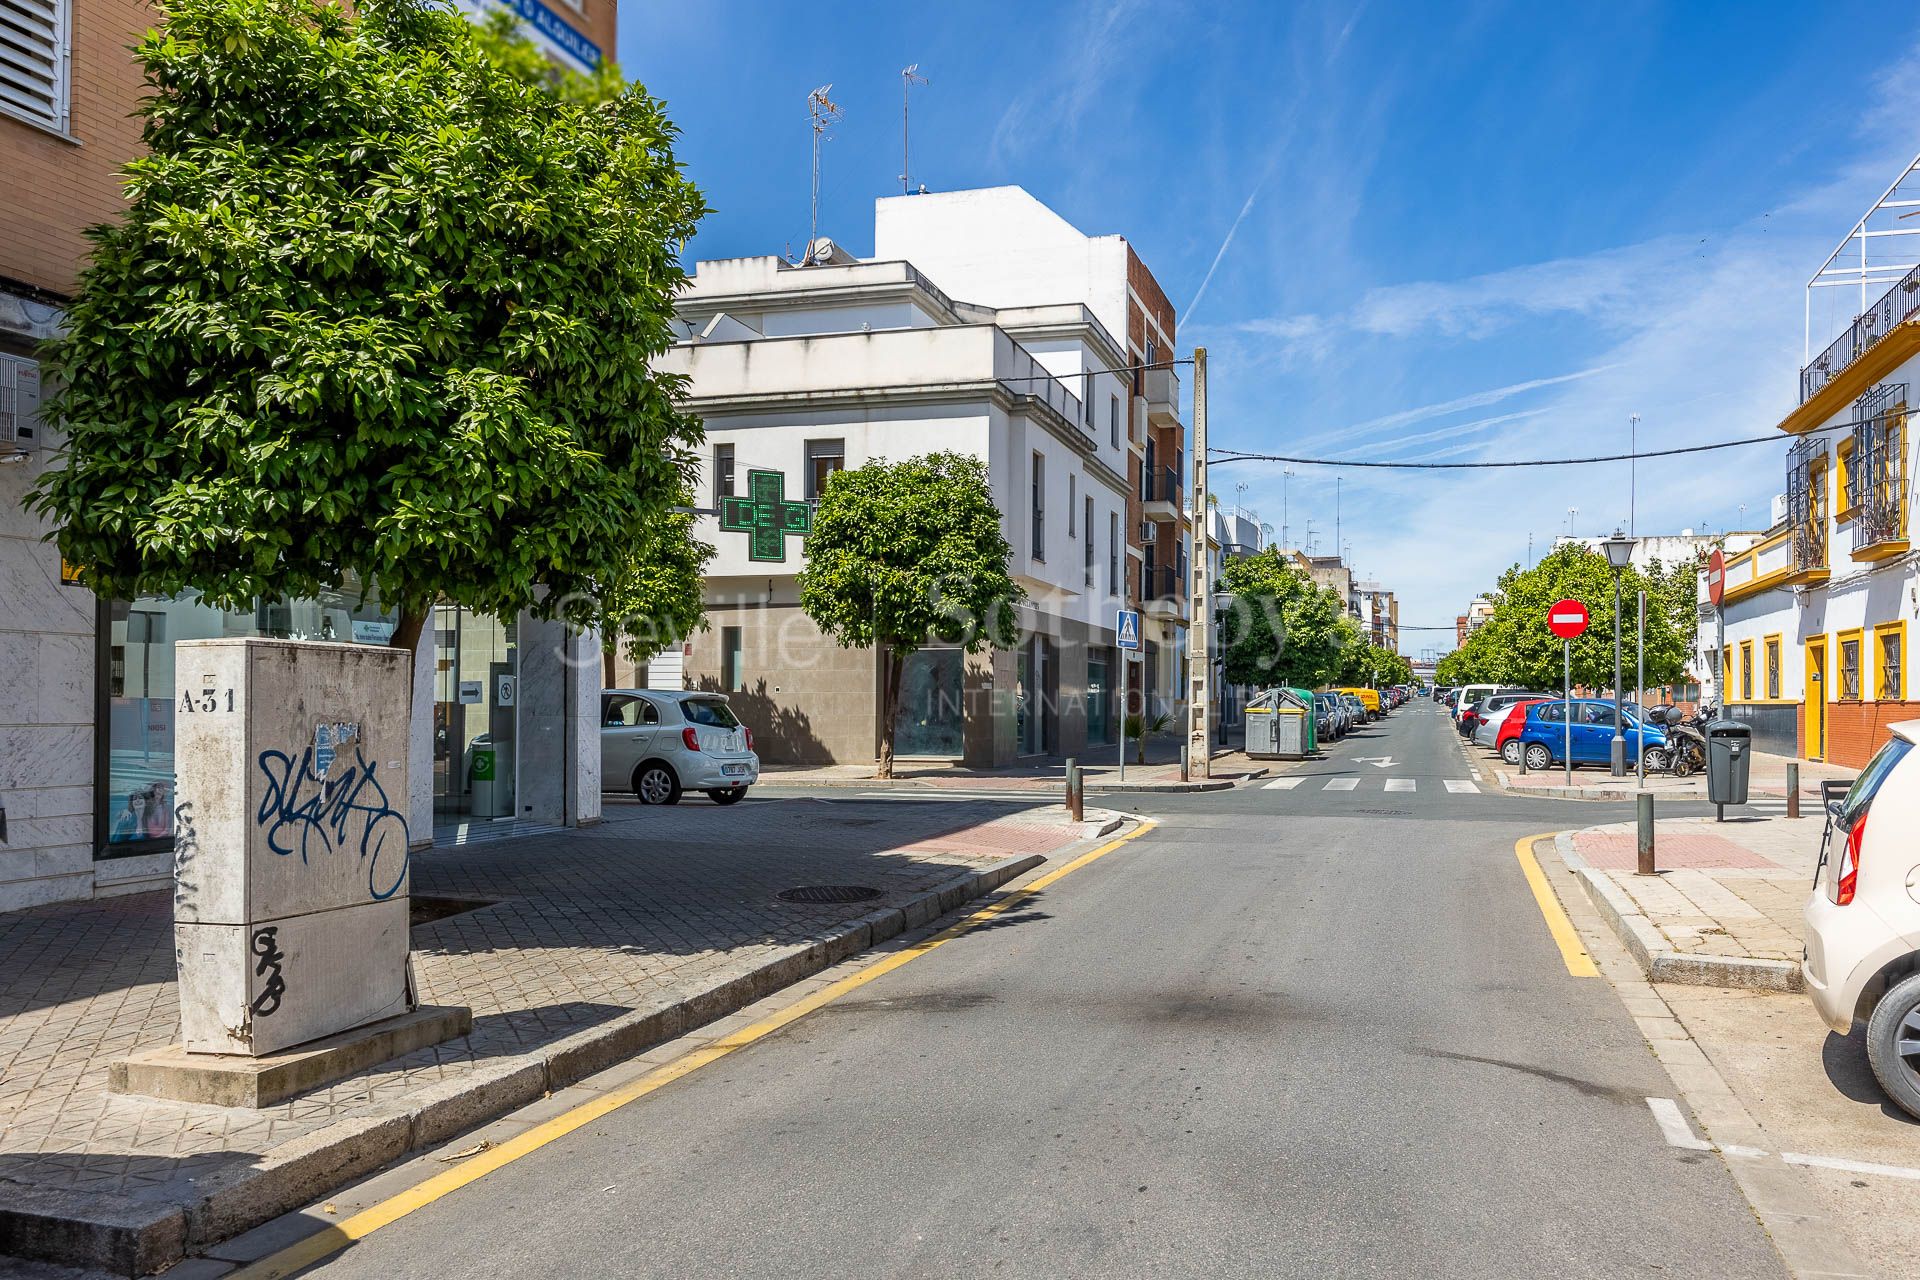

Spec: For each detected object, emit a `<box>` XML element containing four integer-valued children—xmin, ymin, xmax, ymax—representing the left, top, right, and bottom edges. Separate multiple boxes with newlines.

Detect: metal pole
<box><xmin>1065</xmin><ymin>757</ymin><xmax>1081</xmax><ymax>822</ymax></box>
<box><xmin>1118</xmin><ymin>646</ymin><xmax>1127</xmax><ymax>782</ymax></box>
<box><xmin>1188</xmin><ymin>347</ymin><xmax>1212</xmax><ymax>780</ymax></box>
<box><xmin>1637</xmin><ymin>792</ymin><xmax>1656</xmax><ymax>875</ymax></box>
<box><xmin>1636</xmin><ymin>589</ymin><xmax>1646</xmax><ymax>787</ymax></box>
<box><xmin>1564</xmin><ymin>639</ymin><xmax>1573</xmax><ymax>789</ymax></box>
<box><xmin>1787</xmin><ymin>761</ymin><xmax>1801</xmax><ymax>819</ymax></box>
<box><xmin>1611</xmin><ymin>567</ymin><xmax>1626</xmax><ymax>776</ymax></box>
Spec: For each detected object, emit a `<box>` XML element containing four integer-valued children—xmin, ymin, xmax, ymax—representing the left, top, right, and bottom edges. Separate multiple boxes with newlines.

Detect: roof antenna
<box><xmin>900</xmin><ymin>64</ymin><xmax>928</xmax><ymax>195</ymax></box>
<box><xmin>803</xmin><ymin>84</ymin><xmax>843</xmax><ymax>265</ymax></box>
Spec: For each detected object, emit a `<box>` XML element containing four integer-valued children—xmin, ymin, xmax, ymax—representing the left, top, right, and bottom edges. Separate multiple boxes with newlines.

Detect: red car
<box><xmin>1494</xmin><ymin>699</ymin><xmax>1549</xmax><ymax>765</ymax></box>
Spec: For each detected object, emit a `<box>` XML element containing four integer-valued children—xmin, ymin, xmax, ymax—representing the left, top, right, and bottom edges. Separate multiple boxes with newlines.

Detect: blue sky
<box><xmin>616</xmin><ymin>1</ymin><xmax>1920</xmax><ymax>648</ymax></box>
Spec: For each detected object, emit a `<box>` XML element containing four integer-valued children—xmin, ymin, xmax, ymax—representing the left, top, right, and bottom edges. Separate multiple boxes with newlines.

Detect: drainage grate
<box><xmin>777</xmin><ymin>885</ymin><xmax>884</xmax><ymax>904</ymax></box>
<box><xmin>1353</xmin><ymin>808</ymin><xmax>1412</xmax><ymax>817</ymax></box>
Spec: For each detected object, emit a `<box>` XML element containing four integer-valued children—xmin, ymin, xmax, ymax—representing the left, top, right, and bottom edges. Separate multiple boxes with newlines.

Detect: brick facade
<box><xmin>1805</xmin><ymin>700</ymin><xmax>1920</xmax><ymax>769</ymax></box>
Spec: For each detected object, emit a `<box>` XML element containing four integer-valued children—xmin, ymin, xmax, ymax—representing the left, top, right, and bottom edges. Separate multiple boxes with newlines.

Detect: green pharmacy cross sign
<box><xmin>719</xmin><ymin>469</ymin><xmax>813</xmax><ymax>562</ymax></box>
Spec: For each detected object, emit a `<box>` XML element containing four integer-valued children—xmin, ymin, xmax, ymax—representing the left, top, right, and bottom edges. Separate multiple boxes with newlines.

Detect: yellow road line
<box><xmin>231</xmin><ymin>819</ymin><xmax>1159</xmax><ymax>1280</ymax></box>
<box><xmin>1513</xmin><ymin>831</ymin><xmax>1597</xmax><ymax>978</ymax></box>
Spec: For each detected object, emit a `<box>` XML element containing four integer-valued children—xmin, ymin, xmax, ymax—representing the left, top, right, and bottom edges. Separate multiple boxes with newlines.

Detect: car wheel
<box><xmin>705</xmin><ymin>787</ymin><xmax>746</xmax><ymax>806</ymax></box>
<box><xmin>1642</xmin><ymin>747</ymin><xmax>1672</xmax><ymax>773</ymax></box>
<box><xmin>1866</xmin><ymin>971</ymin><xmax>1920</xmax><ymax>1121</ymax></box>
<box><xmin>633</xmin><ymin>762</ymin><xmax>682</xmax><ymax>805</ymax></box>
<box><xmin>1501</xmin><ymin>740</ymin><xmax>1522</xmax><ymax>766</ymax></box>
<box><xmin>1523</xmin><ymin>743</ymin><xmax>1552</xmax><ymax>772</ymax></box>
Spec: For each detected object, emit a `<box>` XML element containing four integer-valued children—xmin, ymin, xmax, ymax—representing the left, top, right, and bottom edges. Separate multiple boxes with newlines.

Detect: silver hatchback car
<box><xmin>602</xmin><ymin>690</ymin><xmax>760</xmax><ymax>805</ymax></box>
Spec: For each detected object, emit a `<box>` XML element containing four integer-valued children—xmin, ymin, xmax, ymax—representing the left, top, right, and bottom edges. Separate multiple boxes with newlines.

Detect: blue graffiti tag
<box><xmin>255</xmin><ymin>745</ymin><xmax>410</xmax><ymax>901</ymax></box>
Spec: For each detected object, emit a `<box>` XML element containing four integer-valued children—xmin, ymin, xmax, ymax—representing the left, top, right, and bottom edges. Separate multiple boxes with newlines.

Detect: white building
<box><xmin>1695</xmin><ymin>153</ymin><xmax>1920</xmax><ymax>767</ymax></box>
<box><xmin>657</xmin><ymin>243</ymin><xmax>1135</xmax><ymax>766</ymax></box>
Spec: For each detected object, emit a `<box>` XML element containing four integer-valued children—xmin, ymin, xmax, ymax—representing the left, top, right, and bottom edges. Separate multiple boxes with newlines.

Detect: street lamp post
<box><xmin>1602</xmin><ymin>529</ymin><xmax>1637</xmax><ymax>776</ymax></box>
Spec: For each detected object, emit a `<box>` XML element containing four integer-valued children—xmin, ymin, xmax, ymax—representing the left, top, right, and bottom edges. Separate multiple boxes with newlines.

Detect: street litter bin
<box><xmin>1244</xmin><ymin>698</ymin><xmax>1278</xmax><ymax>757</ymax></box>
<box><xmin>1245</xmin><ymin>689</ymin><xmax>1308</xmax><ymax>760</ymax></box>
<box><xmin>1705</xmin><ymin>718</ymin><xmax>1751</xmax><ymax>808</ymax></box>
<box><xmin>1284</xmin><ymin>687</ymin><xmax>1319</xmax><ymax>755</ymax></box>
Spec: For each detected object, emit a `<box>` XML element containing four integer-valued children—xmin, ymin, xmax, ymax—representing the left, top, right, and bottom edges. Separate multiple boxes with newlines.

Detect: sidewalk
<box><xmin>1490</xmin><ymin>748</ymin><xmax>1856</xmax><ymax>801</ymax></box>
<box><xmin>1554</xmin><ymin>813</ymin><xmax>1823</xmax><ymax>991</ymax></box>
<box><xmin>762</xmin><ymin>736</ymin><xmax>1267</xmax><ymax>793</ymax></box>
<box><xmin>0</xmin><ymin>796</ymin><xmax>1130</xmax><ymax>1274</ymax></box>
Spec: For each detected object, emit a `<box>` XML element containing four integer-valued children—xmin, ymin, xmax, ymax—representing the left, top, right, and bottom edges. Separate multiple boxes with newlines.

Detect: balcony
<box><xmin>1784</xmin><ymin>437</ymin><xmax>1833</xmax><ymax>587</ymax></box>
<box><xmin>1848</xmin><ymin>390</ymin><xmax>1910</xmax><ymax>561</ymax></box>
<box><xmin>1141</xmin><ymin>565</ymin><xmax>1182</xmax><ymax>622</ymax></box>
<box><xmin>1143</xmin><ymin>364</ymin><xmax>1180</xmax><ymax>427</ymax></box>
<box><xmin>1141</xmin><ymin>465</ymin><xmax>1181</xmax><ymax>520</ymax></box>
<box><xmin>1802</xmin><ymin>263</ymin><xmax>1920</xmax><ymax>403</ymax></box>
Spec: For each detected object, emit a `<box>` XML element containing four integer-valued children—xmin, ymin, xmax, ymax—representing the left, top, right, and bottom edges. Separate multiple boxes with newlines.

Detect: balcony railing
<box><xmin>1787</xmin><ymin>436</ymin><xmax>1828</xmax><ymax>573</ymax></box>
<box><xmin>1141</xmin><ymin>465</ymin><xmax>1181</xmax><ymax>506</ymax></box>
<box><xmin>1141</xmin><ymin>565</ymin><xmax>1180</xmax><ymax>601</ymax></box>
<box><xmin>1851</xmin><ymin>387</ymin><xmax>1909</xmax><ymax>555</ymax></box>
<box><xmin>1802</xmin><ymin>263</ymin><xmax>1920</xmax><ymax>403</ymax></box>
<box><xmin>1143</xmin><ymin>365</ymin><xmax>1181</xmax><ymax>424</ymax></box>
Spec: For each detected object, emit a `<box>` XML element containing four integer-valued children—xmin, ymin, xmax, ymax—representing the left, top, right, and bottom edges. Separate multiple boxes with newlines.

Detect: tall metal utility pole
<box><xmin>1281</xmin><ymin>467</ymin><xmax>1295</xmax><ymax>548</ymax></box>
<box><xmin>1188</xmin><ymin>348</ymin><xmax>1212</xmax><ymax>780</ymax></box>
<box><xmin>899</xmin><ymin>65</ymin><xmax>927</xmax><ymax>195</ymax></box>
<box><xmin>1629</xmin><ymin>414</ymin><xmax>1640</xmax><ymax>538</ymax></box>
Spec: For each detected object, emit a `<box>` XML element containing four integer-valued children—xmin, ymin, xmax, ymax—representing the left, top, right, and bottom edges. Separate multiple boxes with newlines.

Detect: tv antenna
<box><xmin>804</xmin><ymin>84</ymin><xmax>843</xmax><ymax>264</ymax></box>
<box><xmin>899</xmin><ymin>64</ymin><xmax>928</xmax><ymax>195</ymax></box>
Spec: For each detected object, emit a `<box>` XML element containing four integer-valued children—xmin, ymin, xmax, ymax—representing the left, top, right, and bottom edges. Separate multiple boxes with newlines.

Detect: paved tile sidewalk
<box><xmin>0</xmin><ymin>795</ymin><xmax>1111</xmax><ymax>1268</ymax></box>
<box><xmin>763</xmin><ymin>743</ymin><xmax>1265</xmax><ymax>790</ymax></box>
<box><xmin>1493</xmin><ymin>748</ymin><xmax>1855</xmax><ymax>800</ymax></box>
<box><xmin>1565</xmin><ymin>814</ymin><xmax>1823</xmax><ymax>975</ymax></box>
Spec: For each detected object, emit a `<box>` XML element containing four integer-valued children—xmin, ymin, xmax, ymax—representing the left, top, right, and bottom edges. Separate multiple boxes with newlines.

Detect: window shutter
<box><xmin>0</xmin><ymin>0</ymin><xmax>67</xmax><ymax>130</ymax></box>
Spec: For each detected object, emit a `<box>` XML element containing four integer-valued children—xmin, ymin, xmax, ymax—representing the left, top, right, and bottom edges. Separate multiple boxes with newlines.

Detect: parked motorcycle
<box><xmin>1648</xmin><ymin>703</ymin><xmax>1713</xmax><ymax>778</ymax></box>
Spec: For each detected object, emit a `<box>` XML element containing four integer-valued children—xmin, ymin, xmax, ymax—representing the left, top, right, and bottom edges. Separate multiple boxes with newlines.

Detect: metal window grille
<box><xmin>1850</xmin><ymin>384</ymin><xmax>1908</xmax><ymax>548</ymax></box>
<box><xmin>1786</xmin><ymin>437</ymin><xmax>1826</xmax><ymax>570</ymax></box>
<box><xmin>1883</xmin><ymin>633</ymin><xmax>1903</xmax><ymax>701</ymax></box>
<box><xmin>0</xmin><ymin>0</ymin><xmax>67</xmax><ymax>131</ymax></box>
<box><xmin>1840</xmin><ymin>639</ymin><xmax>1861</xmax><ymax>700</ymax></box>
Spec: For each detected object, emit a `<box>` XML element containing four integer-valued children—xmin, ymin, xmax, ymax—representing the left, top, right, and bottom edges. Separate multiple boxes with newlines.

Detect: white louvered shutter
<box><xmin>0</xmin><ymin>0</ymin><xmax>68</xmax><ymax>131</ymax></box>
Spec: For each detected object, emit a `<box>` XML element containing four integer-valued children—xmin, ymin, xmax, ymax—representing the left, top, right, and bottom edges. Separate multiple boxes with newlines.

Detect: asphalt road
<box><xmin>298</xmin><ymin>703</ymin><xmax>1787</xmax><ymax>1278</ymax></box>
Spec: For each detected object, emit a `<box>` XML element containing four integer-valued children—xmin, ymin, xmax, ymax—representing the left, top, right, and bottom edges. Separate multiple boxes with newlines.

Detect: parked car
<box><xmin>1494</xmin><ymin>699</ymin><xmax>1549</xmax><ymax>764</ymax></box>
<box><xmin>602</xmin><ymin>689</ymin><xmax>759</xmax><ymax>805</ymax></box>
<box><xmin>1340</xmin><ymin>693</ymin><xmax>1368</xmax><ymax>727</ymax></box>
<box><xmin>1458</xmin><ymin>687</ymin><xmax>1539</xmax><ymax>737</ymax></box>
<box><xmin>1515</xmin><ymin>699</ymin><xmax>1669</xmax><ymax>772</ymax></box>
<box><xmin>1314</xmin><ymin>692</ymin><xmax>1348</xmax><ymax>741</ymax></box>
<box><xmin>1803</xmin><ymin>724</ymin><xmax>1920</xmax><ymax>1118</ymax></box>
<box><xmin>1471</xmin><ymin>692</ymin><xmax>1551</xmax><ymax>750</ymax></box>
<box><xmin>1452</xmin><ymin>683</ymin><xmax>1500</xmax><ymax>726</ymax></box>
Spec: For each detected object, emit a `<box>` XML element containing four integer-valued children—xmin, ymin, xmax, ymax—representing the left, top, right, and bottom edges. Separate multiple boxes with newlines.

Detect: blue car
<box><xmin>1517</xmin><ymin>699</ymin><xmax>1669</xmax><ymax>772</ymax></box>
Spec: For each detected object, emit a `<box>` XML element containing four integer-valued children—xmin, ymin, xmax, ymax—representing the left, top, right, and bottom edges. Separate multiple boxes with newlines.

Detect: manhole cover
<box><xmin>778</xmin><ymin>885</ymin><xmax>884</xmax><ymax>904</ymax></box>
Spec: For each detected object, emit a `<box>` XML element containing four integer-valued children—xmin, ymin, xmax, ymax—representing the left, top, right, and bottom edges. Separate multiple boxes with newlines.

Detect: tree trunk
<box><xmin>877</xmin><ymin>648</ymin><xmax>906</xmax><ymax>780</ymax></box>
<box><xmin>603</xmin><ymin>647</ymin><xmax>617</xmax><ymax>689</ymax></box>
<box><xmin>390</xmin><ymin>608</ymin><xmax>428</xmax><ymax>657</ymax></box>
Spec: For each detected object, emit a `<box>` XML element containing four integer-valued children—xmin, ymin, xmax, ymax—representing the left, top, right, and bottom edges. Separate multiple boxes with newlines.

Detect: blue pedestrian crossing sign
<box><xmin>1116</xmin><ymin>609</ymin><xmax>1142</xmax><ymax>651</ymax></box>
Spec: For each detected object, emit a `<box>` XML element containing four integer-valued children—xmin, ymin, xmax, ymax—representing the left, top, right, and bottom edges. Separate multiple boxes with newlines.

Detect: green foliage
<box><xmin>1442</xmin><ymin>544</ymin><xmax>1698</xmax><ymax>690</ymax></box>
<box><xmin>797</xmin><ymin>453</ymin><xmax>1022</xmax><ymax>775</ymax></box>
<box><xmin>599</xmin><ymin>493</ymin><xmax>713</xmax><ymax>664</ymax></box>
<box><xmin>1216</xmin><ymin>548</ymin><xmax>1352</xmax><ymax>689</ymax></box>
<box><xmin>32</xmin><ymin>0</ymin><xmax>708</xmax><ymax>637</ymax></box>
<box><xmin>1123</xmin><ymin>710</ymin><xmax>1170</xmax><ymax>763</ymax></box>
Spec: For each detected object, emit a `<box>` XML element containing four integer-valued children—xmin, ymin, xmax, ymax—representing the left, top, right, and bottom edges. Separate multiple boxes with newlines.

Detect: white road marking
<box><xmin>1444</xmin><ymin>780</ymin><xmax>1478</xmax><ymax>794</ymax></box>
<box><xmin>1782</xmin><ymin>1151</ymin><xmax>1920</xmax><ymax>1182</ymax></box>
<box><xmin>1646</xmin><ymin>1097</ymin><xmax>1713</xmax><ymax>1151</ymax></box>
<box><xmin>1385</xmin><ymin>778</ymin><xmax>1415</xmax><ymax>792</ymax></box>
<box><xmin>1263</xmin><ymin>777</ymin><xmax>1304</xmax><ymax>790</ymax></box>
<box><xmin>1324</xmin><ymin>778</ymin><xmax>1359</xmax><ymax>791</ymax></box>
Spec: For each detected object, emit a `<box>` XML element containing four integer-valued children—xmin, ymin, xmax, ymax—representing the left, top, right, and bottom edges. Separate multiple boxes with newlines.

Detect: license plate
<box><xmin>723</xmin><ymin>764</ymin><xmax>748</xmax><ymax>777</ymax></box>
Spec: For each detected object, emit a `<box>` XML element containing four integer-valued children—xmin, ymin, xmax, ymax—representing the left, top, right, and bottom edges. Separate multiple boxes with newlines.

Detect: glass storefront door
<box><xmin>1087</xmin><ymin>650</ymin><xmax>1111</xmax><ymax>746</ymax></box>
<box><xmin>432</xmin><ymin>606</ymin><xmax>518</xmax><ymax>818</ymax></box>
<box><xmin>893</xmin><ymin>647</ymin><xmax>964</xmax><ymax>758</ymax></box>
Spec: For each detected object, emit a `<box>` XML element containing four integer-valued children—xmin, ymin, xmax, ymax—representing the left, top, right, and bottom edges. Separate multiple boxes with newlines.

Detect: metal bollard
<box><xmin>1064</xmin><ymin>757</ymin><xmax>1078</xmax><ymax>820</ymax></box>
<box><xmin>1070</xmin><ymin>763</ymin><xmax>1084</xmax><ymax>822</ymax></box>
<box><xmin>1180</xmin><ymin>744</ymin><xmax>1189</xmax><ymax>783</ymax></box>
<box><xmin>1518</xmin><ymin>746</ymin><xmax>1529</xmax><ymax>775</ymax></box>
<box><xmin>1637</xmin><ymin>792</ymin><xmax>1656</xmax><ymax>876</ymax></box>
<box><xmin>1786</xmin><ymin>761</ymin><xmax>1800</xmax><ymax>819</ymax></box>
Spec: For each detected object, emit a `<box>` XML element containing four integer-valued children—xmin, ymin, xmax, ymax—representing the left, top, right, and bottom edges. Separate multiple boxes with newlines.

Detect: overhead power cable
<box><xmin>1209</xmin><ymin>419</ymin><xmax>1854</xmax><ymax>470</ymax></box>
<box><xmin>995</xmin><ymin>359</ymin><xmax>1193</xmax><ymax>385</ymax></box>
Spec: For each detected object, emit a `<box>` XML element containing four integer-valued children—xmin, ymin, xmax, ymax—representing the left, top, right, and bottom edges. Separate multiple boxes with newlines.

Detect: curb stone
<box><xmin>0</xmin><ymin>841</ymin><xmax>1084</xmax><ymax>1276</ymax></box>
<box><xmin>1554</xmin><ymin>832</ymin><xmax>1802</xmax><ymax>993</ymax></box>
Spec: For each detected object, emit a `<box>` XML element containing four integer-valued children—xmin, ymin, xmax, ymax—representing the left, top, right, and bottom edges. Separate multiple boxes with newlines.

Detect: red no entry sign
<box><xmin>1547</xmin><ymin>599</ymin><xmax>1590</xmax><ymax>639</ymax></box>
<box><xmin>1706</xmin><ymin>548</ymin><xmax>1726</xmax><ymax>607</ymax></box>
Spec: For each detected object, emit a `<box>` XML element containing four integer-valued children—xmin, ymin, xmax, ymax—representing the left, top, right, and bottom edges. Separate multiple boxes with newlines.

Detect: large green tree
<box><xmin>797</xmin><ymin>453</ymin><xmax>1023</xmax><ymax>778</ymax></box>
<box><xmin>598</xmin><ymin>492</ymin><xmax>714</xmax><ymax>684</ymax></box>
<box><xmin>1216</xmin><ymin>548</ymin><xmax>1351</xmax><ymax>689</ymax></box>
<box><xmin>31</xmin><ymin>0</ymin><xmax>708</xmax><ymax>655</ymax></box>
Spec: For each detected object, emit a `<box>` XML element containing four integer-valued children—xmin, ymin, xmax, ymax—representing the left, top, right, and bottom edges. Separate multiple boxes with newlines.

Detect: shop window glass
<box><xmin>893</xmin><ymin>648</ymin><xmax>964</xmax><ymax>758</ymax></box>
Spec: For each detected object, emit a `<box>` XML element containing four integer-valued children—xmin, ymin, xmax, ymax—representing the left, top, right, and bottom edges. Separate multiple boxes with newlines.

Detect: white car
<box><xmin>602</xmin><ymin>689</ymin><xmax>759</xmax><ymax>805</ymax></box>
<box><xmin>1803</xmin><ymin>722</ymin><xmax>1920</xmax><ymax>1117</ymax></box>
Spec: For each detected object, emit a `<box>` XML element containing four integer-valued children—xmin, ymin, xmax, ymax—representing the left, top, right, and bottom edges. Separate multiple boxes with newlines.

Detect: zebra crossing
<box><xmin>1263</xmin><ymin>775</ymin><xmax>1480</xmax><ymax>795</ymax></box>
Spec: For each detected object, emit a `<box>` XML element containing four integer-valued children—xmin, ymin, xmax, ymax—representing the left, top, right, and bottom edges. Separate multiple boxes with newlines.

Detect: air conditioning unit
<box><xmin>0</xmin><ymin>354</ymin><xmax>42</xmax><ymax>446</ymax></box>
<box><xmin>1140</xmin><ymin>521</ymin><xmax>1157</xmax><ymax>543</ymax></box>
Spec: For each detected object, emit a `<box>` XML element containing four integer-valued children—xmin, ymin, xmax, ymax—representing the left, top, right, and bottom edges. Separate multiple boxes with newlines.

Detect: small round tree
<box><xmin>798</xmin><ymin>453</ymin><xmax>1023</xmax><ymax>778</ymax></box>
<box><xmin>31</xmin><ymin>0</ymin><xmax>709</xmax><ymax>654</ymax></box>
<box><xmin>1217</xmin><ymin>547</ymin><xmax>1349</xmax><ymax>690</ymax></box>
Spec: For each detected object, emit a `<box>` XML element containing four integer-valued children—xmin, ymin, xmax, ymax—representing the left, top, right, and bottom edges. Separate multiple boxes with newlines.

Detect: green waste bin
<box><xmin>1284</xmin><ymin>687</ymin><xmax>1319</xmax><ymax>755</ymax></box>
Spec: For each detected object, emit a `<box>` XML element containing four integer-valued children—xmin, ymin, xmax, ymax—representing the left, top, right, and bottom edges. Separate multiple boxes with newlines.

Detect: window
<box><xmin>0</xmin><ymin>0</ymin><xmax>69</xmax><ymax>133</ymax></box>
<box><xmin>1740</xmin><ymin>641</ymin><xmax>1753</xmax><ymax>701</ymax></box>
<box><xmin>1837</xmin><ymin>437</ymin><xmax>1856</xmax><ymax>512</ymax></box>
<box><xmin>1537</xmin><ymin>703</ymin><xmax>1565</xmax><ymax>723</ymax></box>
<box><xmin>1084</xmin><ymin>496</ymin><xmax>1095</xmax><ymax>582</ymax></box>
<box><xmin>1766</xmin><ymin>637</ymin><xmax>1781</xmax><ymax>700</ymax></box>
<box><xmin>683</xmin><ymin>697</ymin><xmax>740</xmax><ymax>729</ymax></box>
<box><xmin>804</xmin><ymin>439</ymin><xmax>844</xmax><ymax>501</ymax></box>
<box><xmin>722</xmin><ymin>626</ymin><xmax>744</xmax><ymax>693</ymax></box>
<box><xmin>1581</xmin><ymin>703</ymin><xmax>1616</xmax><ymax>726</ymax></box>
<box><xmin>1110</xmin><ymin>395</ymin><xmax>1120</xmax><ymax>448</ymax></box>
<box><xmin>1877</xmin><ymin>624</ymin><xmax>1905</xmax><ymax>701</ymax></box>
<box><xmin>1108</xmin><ymin>512</ymin><xmax>1119</xmax><ymax>594</ymax></box>
<box><xmin>1068</xmin><ymin>474</ymin><xmax>1077</xmax><ymax>536</ymax></box>
<box><xmin>713</xmin><ymin>443</ymin><xmax>735</xmax><ymax>504</ymax></box>
<box><xmin>1030</xmin><ymin>451</ymin><xmax>1045</xmax><ymax>560</ymax></box>
<box><xmin>1839</xmin><ymin>632</ymin><xmax>1862</xmax><ymax>701</ymax></box>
